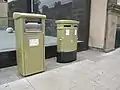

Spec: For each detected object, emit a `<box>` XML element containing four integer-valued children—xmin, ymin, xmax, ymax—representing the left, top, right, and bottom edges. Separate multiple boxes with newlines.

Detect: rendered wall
<box><xmin>89</xmin><ymin>0</ymin><xmax>108</xmax><ymax>48</ymax></box>
<box><xmin>0</xmin><ymin>3</ymin><xmax>8</xmax><ymax>29</ymax></box>
<box><xmin>0</xmin><ymin>3</ymin><xmax>7</xmax><ymax>17</ymax></box>
<box><xmin>89</xmin><ymin>0</ymin><xmax>118</xmax><ymax>52</ymax></box>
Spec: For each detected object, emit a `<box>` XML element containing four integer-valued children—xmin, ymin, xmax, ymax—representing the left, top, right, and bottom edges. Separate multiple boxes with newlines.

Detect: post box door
<box><xmin>58</xmin><ymin>29</ymin><xmax>77</xmax><ymax>52</ymax></box>
<box><xmin>23</xmin><ymin>33</ymin><xmax>44</xmax><ymax>75</ymax></box>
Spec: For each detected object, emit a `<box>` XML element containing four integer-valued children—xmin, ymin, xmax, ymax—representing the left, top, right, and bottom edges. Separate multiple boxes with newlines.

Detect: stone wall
<box><xmin>0</xmin><ymin>2</ymin><xmax>8</xmax><ymax>29</ymax></box>
<box><xmin>117</xmin><ymin>16</ymin><xmax>120</xmax><ymax>25</ymax></box>
<box><xmin>0</xmin><ymin>17</ymin><xmax>8</xmax><ymax>29</ymax></box>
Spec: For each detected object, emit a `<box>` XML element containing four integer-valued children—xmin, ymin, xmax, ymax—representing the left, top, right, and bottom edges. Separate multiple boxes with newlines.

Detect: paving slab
<box><xmin>69</xmin><ymin>80</ymin><xmax>109</xmax><ymax>90</ymax></box>
<box><xmin>8</xmin><ymin>79</ymin><xmax>34</xmax><ymax>90</ymax></box>
<box><xmin>112</xmin><ymin>74</ymin><xmax>120</xmax><ymax>84</ymax></box>
<box><xmin>0</xmin><ymin>84</ymin><xmax>11</xmax><ymax>90</ymax></box>
<box><xmin>26</xmin><ymin>60</ymin><xmax>95</xmax><ymax>90</ymax></box>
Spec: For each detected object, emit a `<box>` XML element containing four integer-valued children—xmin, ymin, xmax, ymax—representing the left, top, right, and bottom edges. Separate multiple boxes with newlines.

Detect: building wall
<box><xmin>104</xmin><ymin>11</ymin><xmax>117</xmax><ymax>52</ymax></box>
<box><xmin>42</xmin><ymin>1</ymin><xmax>72</xmax><ymax>37</ymax></box>
<box><xmin>89</xmin><ymin>0</ymin><xmax>108</xmax><ymax>48</ymax></box>
<box><xmin>0</xmin><ymin>0</ymin><xmax>5</xmax><ymax>3</ymax></box>
<box><xmin>34</xmin><ymin>0</ymin><xmax>91</xmax><ymax>50</ymax></box>
<box><xmin>0</xmin><ymin>2</ymin><xmax>8</xmax><ymax>29</ymax></box>
<box><xmin>117</xmin><ymin>16</ymin><xmax>120</xmax><ymax>25</ymax></box>
<box><xmin>89</xmin><ymin>0</ymin><xmax>118</xmax><ymax>51</ymax></box>
<box><xmin>8</xmin><ymin>0</ymin><xmax>28</xmax><ymax>28</ymax></box>
<box><xmin>0</xmin><ymin>3</ymin><xmax>7</xmax><ymax>17</ymax></box>
<box><xmin>72</xmin><ymin>0</ymin><xmax>91</xmax><ymax>50</ymax></box>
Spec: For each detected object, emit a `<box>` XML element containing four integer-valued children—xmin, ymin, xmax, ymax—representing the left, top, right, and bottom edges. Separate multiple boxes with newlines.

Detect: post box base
<box><xmin>57</xmin><ymin>51</ymin><xmax>77</xmax><ymax>63</ymax></box>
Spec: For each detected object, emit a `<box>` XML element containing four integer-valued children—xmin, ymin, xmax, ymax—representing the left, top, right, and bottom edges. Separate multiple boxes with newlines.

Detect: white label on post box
<box><xmin>29</xmin><ymin>39</ymin><xmax>39</xmax><ymax>47</ymax></box>
<box><xmin>75</xmin><ymin>29</ymin><xmax>77</xmax><ymax>35</ymax></box>
<box><xmin>66</xmin><ymin>29</ymin><xmax>70</xmax><ymax>35</ymax></box>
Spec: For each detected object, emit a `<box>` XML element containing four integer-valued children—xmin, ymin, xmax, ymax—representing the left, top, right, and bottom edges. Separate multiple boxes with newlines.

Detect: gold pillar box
<box><xmin>13</xmin><ymin>12</ymin><xmax>46</xmax><ymax>76</ymax></box>
<box><xmin>56</xmin><ymin>20</ymin><xmax>79</xmax><ymax>63</ymax></box>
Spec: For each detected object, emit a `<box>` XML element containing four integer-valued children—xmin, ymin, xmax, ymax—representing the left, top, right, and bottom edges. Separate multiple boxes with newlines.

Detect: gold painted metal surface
<box><xmin>13</xmin><ymin>12</ymin><xmax>46</xmax><ymax>76</ymax></box>
<box><xmin>56</xmin><ymin>20</ymin><xmax>79</xmax><ymax>52</ymax></box>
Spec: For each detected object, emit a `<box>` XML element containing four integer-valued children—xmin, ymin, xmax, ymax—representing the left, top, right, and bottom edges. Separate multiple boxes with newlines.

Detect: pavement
<box><xmin>0</xmin><ymin>48</ymin><xmax>120</xmax><ymax>90</ymax></box>
<box><xmin>0</xmin><ymin>50</ymin><xmax>103</xmax><ymax>85</ymax></box>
